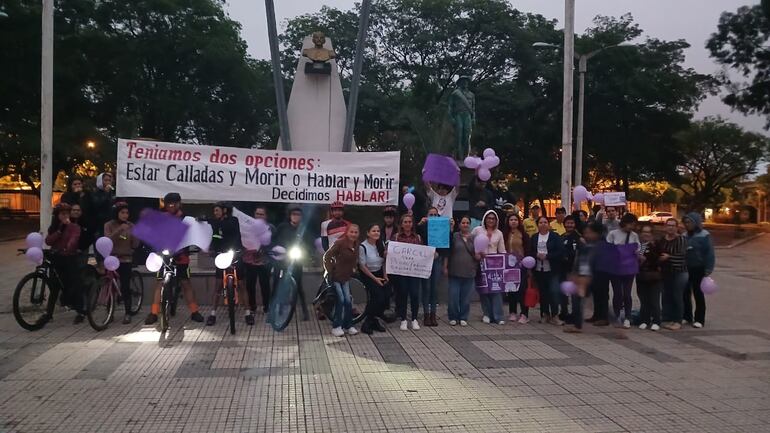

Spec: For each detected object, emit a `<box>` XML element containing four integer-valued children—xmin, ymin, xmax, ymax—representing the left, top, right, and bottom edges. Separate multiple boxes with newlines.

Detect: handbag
<box><xmin>524</xmin><ymin>275</ymin><xmax>540</xmax><ymax>308</ymax></box>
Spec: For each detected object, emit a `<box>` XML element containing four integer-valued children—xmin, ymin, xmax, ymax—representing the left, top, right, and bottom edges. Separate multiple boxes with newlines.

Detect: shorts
<box><xmin>156</xmin><ymin>264</ymin><xmax>190</xmax><ymax>281</ymax></box>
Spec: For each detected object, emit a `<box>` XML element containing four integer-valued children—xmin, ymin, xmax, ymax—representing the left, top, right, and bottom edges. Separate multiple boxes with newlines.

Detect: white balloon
<box><xmin>145</xmin><ymin>252</ymin><xmax>163</xmax><ymax>273</ymax></box>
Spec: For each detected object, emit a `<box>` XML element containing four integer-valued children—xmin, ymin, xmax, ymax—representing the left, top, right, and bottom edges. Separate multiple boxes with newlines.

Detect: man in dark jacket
<box><xmin>559</xmin><ymin>216</ymin><xmax>581</xmax><ymax>322</ymax></box>
<box><xmin>89</xmin><ymin>172</ymin><xmax>115</xmax><ymax>260</ymax></box>
<box><xmin>207</xmin><ymin>201</ymin><xmax>250</xmax><ymax>326</ymax></box>
<box><xmin>273</xmin><ymin>206</ymin><xmax>311</xmax><ymax>320</ymax></box>
<box><xmin>468</xmin><ymin>176</ymin><xmax>495</xmax><ymax>228</ymax></box>
<box><xmin>682</xmin><ymin>212</ymin><xmax>715</xmax><ymax>328</ymax></box>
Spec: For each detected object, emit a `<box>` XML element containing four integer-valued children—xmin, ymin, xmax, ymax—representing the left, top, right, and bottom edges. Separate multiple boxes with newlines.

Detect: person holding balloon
<box><xmin>471</xmin><ymin>210</ymin><xmax>507</xmax><ymax>324</ymax></box>
<box><xmin>682</xmin><ymin>213</ymin><xmax>716</xmax><ymax>328</ymax></box>
<box><xmin>562</xmin><ymin>221</ymin><xmax>604</xmax><ymax>333</ymax></box>
<box><xmin>103</xmin><ymin>202</ymin><xmax>140</xmax><ymax>324</ymax></box>
<box><xmin>44</xmin><ymin>203</ymin><xmax>85</xmax><ymax>324</ymax></box>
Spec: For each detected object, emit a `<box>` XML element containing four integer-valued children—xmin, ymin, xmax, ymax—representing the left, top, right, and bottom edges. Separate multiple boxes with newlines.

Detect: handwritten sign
<box><xmin>427</xmin><ymin>217</ymin><xmax>450</xmax><ymax>248</ymax></box>
<box><xmin>603</xmin><ymin>192</ymin><xmax>627</xmax><ymax>206</ymax></box>
<box><xmin>386</xmin><ymin>241</ymin><xmax>436</xmax><ymax>279</ymax></box>
<box><xmin>476</xmin><ymin>254</ymin><xmax>522</xmax><ymax>294</ymax></box>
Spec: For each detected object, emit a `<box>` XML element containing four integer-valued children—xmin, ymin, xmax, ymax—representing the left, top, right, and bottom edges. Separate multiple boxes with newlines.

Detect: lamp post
<box><xmin>40</xmin><ymin>0</ymin><xmax>53</xmax><ymax>233</ymax></box>
<box><xmin>561</xmin><ymin>0</ymin><xmax>575</xmax><ymax>211</ymax></box>
<box><xmin>533</xmin><ymin>41</ymin><xmax>633</xmax><ymax>188</ymax></box>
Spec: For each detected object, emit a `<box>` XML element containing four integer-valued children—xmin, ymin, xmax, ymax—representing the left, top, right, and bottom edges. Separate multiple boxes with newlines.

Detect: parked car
<box><xmin>638</xmin><ymin>211</ymin><xmax>674</xmax><ymax>224</ymax></box>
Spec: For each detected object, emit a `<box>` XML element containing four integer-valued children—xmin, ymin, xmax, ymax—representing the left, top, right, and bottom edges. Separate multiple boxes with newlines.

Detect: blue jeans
<box><xmin>480</xmin><ymin>293</ymin><xmax>504</xmax><ymax>322</ymax></box>
<box><xmin>422</xmin><ymin>257</ymin><xmax>442</xmax><ymax>314</ymax></box>
<box><xmin>448</xmin><ymin>277</ymin><xmax>474</xmax><ymax>321</ymax></box>
<box><xmin>662</xmin><ymin>271</ymin><xmax>688</xmax><ymax>323</ymax></box>
<box><xmin>332</xmin><ymin>281</ymin><xmax>353</xmax><ymax>329</ymax></box>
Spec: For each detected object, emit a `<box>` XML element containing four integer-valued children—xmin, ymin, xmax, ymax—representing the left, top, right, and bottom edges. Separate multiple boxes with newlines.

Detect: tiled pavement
<box><xmin>1</xmin><ymin>238</ymin><xmax>770</xmax><ymax>432</ymax></box>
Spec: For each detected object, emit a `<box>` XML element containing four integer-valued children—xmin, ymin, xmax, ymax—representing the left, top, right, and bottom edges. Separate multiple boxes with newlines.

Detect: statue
<box><xmin>302</xmin><ymin>31</ymin><xmax>336</xmax><ymax>75</ymax></box>
<box><xmin>448</xmin><ymin>76</ymin><xmax>476</xmax><ymax>159</ymax></box>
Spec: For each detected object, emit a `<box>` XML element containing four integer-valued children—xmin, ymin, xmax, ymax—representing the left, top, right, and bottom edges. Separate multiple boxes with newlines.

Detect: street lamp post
<box><xmin>561</xmin><ymin>0</ymin><xmax>575</xmax><ymax>212</ymax></box>
<box><xmin>40</xmin><ymin>0</ymin><xmax>53</xmax><ymax>233</ymax></box>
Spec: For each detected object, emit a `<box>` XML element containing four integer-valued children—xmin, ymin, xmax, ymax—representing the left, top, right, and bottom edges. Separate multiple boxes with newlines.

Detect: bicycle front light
<box><xmin>288</xmin><ymin>246</ymin><xmax>303</xmax><ymax>261</ymax></box>
<box><xmin>161</xmin><ymin>249</ymin><xmax>170</xmax><ymax>256</ymax></box>
<box><xmin>214</xmin><ymin>250</ymin><xmax>235</xmax><ymax>270</ymax></box>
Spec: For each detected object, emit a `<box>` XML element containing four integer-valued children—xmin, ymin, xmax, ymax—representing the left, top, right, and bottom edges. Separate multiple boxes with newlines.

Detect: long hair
<box><xmin>364</xmin><ymin>223</ymin><xmax>386</xmax><ymax>257</ymax></box>
<box><xmin>503</xmin><ymin>213</ymin><xmax>528</xmax><ymax>247</ymax></box>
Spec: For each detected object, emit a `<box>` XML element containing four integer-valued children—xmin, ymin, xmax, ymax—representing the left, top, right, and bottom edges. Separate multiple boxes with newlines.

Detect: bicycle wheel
<box><xmin>158</xmin><ymin>280</ymin><xmax>171</xmax><ymax>333</ymax></box>
<box><xmin>13</xmin><ymin>273</ymin><xmax>55</xmax><ymax>331</ymax></box>
<box><xmin>313</xmin><ymin>278</ymin><xmax>335</xmax><ymax>321</ymax></box>
<box><xmin>129</xmin><ymin>270</ymin><xmax>144</xmax><ymax>315</ymax></box>
<box><xmin>87</xmin><ymin>277</ymin><xmax>116</xmax><ymax>331</ymax></box>
<box><xmin>268</xmin><ymin>272</ymin><xmax>297</xmax><ymax>332</ymax></box>
<box><xmin>349</xmin><ymin>278</ymin><xmax>369</xmax><ymax>325</ymax></box>
<box><xmin>226</xmin><ymin>278</ymin><xmax>236</xmax><ymax>335</ymax></box>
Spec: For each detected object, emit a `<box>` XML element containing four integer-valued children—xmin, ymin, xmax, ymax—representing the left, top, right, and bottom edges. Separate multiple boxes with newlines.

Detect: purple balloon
<box><xmin>521</xmin><ymin>256</ymin><xmax>536</xmax><ymax>269</ymax></box>
<box><xmin>700</xmin><ymin>276</ymin><xmax>718</xmax><ymax>295</ymax></box>
<box><xmin>258</xmin><ymin>230</ymin><xmax>272</xmax><ymax>246</ymax></box>
<box><xmin>95</xmin><ymin>236</ymin><xmax>113</xmax><ymax>257</ymax></box>
<box><xmin>253</xmin><ymin>218</ymin><xmax>268</xmax><ymax>235</ymax></box>
<box><xmin>473</xmin><ymin>234</ymin><xmax>490</xmax><ymax>253</ymax></box>
<box><xmin>573</xmin><ymin>185</ymin><xmax>589</xmax><ymax>204</ymax></box>
<box><xmin>478</xmin><ymin>167</ymin><xmax>492</xmax><ymax>182</ymax></box>
<box><xmin>487</xmin><ymin>155</ymin><xmax>500</xmax><ymax>168</ymax></box>
<box><xmin>271</xmin><ymin>245</ymin><xmax>286</xmax><ymax>260</ymax></box>
<box><xmin>104</xmin><ymin>256</ymin><xmax>120</xmax><ymax>272</ymax></box>
<box><xmin>593</xmin><ymin>193</ymin><xmax>604</xmax><ymax>205</ymax></box>
<box><xmin>314</xmin><ymin>237</ymin><xmax>324</xmax><ymax>254</ymax></box>
<box><xmin>25</xmin><ymin>247</ymin><xmax>43</xmax><ymax>266</ymax></box>
<box><xmin>464</xmin><ymin>156</ymin><xmax>481</xmax><ymax>169</ymax></box>
<box><xmin>561</xmin><ymin>280</ymin><xmax>577</xmax><ymax>296</ymax></box>
<box><xmin>483</xmin><ymin>148</ymin><xmax>496</xmax><ymax>158</ymax></box>
<box><xmin>26</xmin><ymin>232</ymin><xmax>44</xmax><ymax>249</ymax></box>
<box><xmin>403</xmin><ymin>193</ymin><xmax>416</xmax><ymax>210</ymax></box>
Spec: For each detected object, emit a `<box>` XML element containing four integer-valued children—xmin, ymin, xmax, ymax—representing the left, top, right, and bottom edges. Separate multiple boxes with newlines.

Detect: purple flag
<box><xmin>422</xmin><ymin>154</ymin><xmax>460</xmax><ymax>187</ymax></box>
<box><xmin>132</xmin><ymin>209</ymin><xmax>190</xmax><ymax>253</ymax></box>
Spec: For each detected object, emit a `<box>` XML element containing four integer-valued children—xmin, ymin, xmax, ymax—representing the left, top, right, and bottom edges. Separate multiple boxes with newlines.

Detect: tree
<box><xmin>674</xmin><ymin>118</ymin><xmax>770</xmax><ymax>212</ymax></box>
<box><xmin>707</xmin><ymin>3</ymin><xmax>770</xmax><ymax>128</ymax></box>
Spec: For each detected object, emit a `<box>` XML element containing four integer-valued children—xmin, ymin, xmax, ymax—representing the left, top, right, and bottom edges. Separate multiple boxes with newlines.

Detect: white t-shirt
<box><xmin>537</xmin><ymin>233</ymin><xmax>551</xmax><ymax>272</ymax></box>
<box><xmin>359</xmin><ymin>241</ymin><xmax>384</xmax><ymax>272</ymax></box>
<box><xmin>426</xmin><ymin>186</ymin><xmax>459</xmax><ymax>218</ymax></box>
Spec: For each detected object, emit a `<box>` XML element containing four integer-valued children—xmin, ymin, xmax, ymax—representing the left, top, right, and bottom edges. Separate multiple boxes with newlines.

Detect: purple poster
<box><xmin>476</xmin><ymin>254</ymin><xmax>522</xmax><ymax>294</ymax></box>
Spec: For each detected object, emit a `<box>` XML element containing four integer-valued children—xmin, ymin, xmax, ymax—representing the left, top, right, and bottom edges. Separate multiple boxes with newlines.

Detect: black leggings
<box><xmin>684</xmin><ymin>267</ymin><xmax>706</xmax><ymax>324</ymax></box>
<box><xmin>361</xmin><ymin>270</ymin><xmax>391</xmax><ymax>320</ymax></box>
<box><xmin>245</xmin><ymin>263</ymin><xmax>272</xmax><ymax>311</ymax></box>
<box><xmin>117</xmin><ymin>262</ymin><xmax>133</xmax><ymax>315</ymax></box>
<box><xmin>53</xmin><ymin>255</ymin><xmax>83</xmax><ymax>314</ymax></box>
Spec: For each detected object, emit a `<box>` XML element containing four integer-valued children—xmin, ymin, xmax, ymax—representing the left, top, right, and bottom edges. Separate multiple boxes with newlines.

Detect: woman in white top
<box><xmin>606</xmin><ymin>213</ymin><xmax>640</xmax><ymax>328</ymax></box>
<box><xmin>528</xmin><ymin>216</ymin><xmax>567</xmax><ymax>326</ymax></box>
<box><xmin>471</xmin><ymin>210</ymin><xmax>506</xmax><ymax>324</ymax></box>
<box><xmin>358</xmin><ymin>223</ymin><xmax>389</xmax><ymax>334</ymax></box>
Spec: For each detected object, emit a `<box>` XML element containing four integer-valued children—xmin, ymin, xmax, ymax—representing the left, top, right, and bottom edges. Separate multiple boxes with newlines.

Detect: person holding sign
<box><xmin>445</xmin><ymin>216</ymin><xmax>479</xmax><ymax>326</ymax></box>
<box><xmin>358</xmin><ymin>224</ymin><xmax>389</xmax><ymax>334</ymax></box>
<box><xmin>323</xmin><ymin>225</ymin><xmax>362</xmax><ymax>337</ymax></box>
<box><xmin>503</xmin><ymin>213</ymin><xmax>530</xmax><ymax>324</ymax></box>
<box><xmin>394</xmin><ymin>214</ymin><xmax>424</xmax><ymax>331</ymax></box>
<box><xmin>471</xmin><ymin>210</ymin><xmax>506</xmax><ymax>324</ymax></box>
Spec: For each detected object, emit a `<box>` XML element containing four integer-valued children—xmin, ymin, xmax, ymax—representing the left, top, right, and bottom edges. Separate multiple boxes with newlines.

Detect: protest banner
<box><xmin>116</xmin><ymin>139</ymin><xmax>400</xmax><ymax>205</ymax></box>
<box><xmin>476</xmin><ymin>254</ymin><xmax>522</xmax><ymax>294</ymax></box>
<box><xmin>603</xmin><ymin>192</ymin><xmax>627</xmax><ymax>206</ymax></box>
<box><xmin>427</xmin><ymin>217</ymin><xmax>450</xmax><ymax>248</ymax></box>
<box><xmin>386</xmin><ymin>241</ymin><xmax>436</xmax><ymax>279</ymax></box>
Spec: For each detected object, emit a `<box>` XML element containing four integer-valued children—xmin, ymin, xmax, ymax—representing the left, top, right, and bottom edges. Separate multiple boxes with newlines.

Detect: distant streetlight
<box><xmin>533</xmin><ymin>41</ymin><xmax>635</xmax><ymax>187</ymax></box>
<box><xmin>86</xmin><ymin>140</ymin><xmax>96</xmax><ymax>149</ymax></box>
<box><xmin>0</xmin><ymin>10</ymin><xmax>9</xmax><ymax>19</ymax></box>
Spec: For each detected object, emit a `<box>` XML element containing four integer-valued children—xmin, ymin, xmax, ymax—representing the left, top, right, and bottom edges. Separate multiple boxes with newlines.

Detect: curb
<box><xmin>714</xmin><ymin>232</ymin><xmax>765</xmax><ymax>250</ymax></box>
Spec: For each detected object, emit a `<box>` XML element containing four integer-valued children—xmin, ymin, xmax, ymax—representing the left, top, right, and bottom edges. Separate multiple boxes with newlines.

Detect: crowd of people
<box><xmin>43</xmin><ymin>172</ymin><xmax>716</xmax><ymax>339</ymax></box>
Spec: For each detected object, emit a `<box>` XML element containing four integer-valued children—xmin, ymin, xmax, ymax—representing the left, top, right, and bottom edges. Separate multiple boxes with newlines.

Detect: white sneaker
<box><xmin>460</xmin><ymin>320</ymin><xmax>468</xmax><ymax>327</ymax></box>
<box><xmin>411</xmin><ymin>320</ymin><xmax>420</xmax><ymax>330</ymax></box>
<box><xmin>400</xmin><ymin>320</ymin><xmax>408</xmax><ymax>331</ymax></box>
<box><xmin>623</xmin><ymin>319</ymin><xmax>631</xmax><ymax>329</ymax></box>
<box><xmin>650</xmin><ymin>324</ymin><xmax>660</xmax><ymax>331</ymax></box>
<box><xmin>482</xmin><ymin>316</ymin><xmax>491</xmax><ymax>324</ymax></box>
<box><xmin>638</xmin><ymin>323</ymin><xmax>648</xmax><ymax>330</ymax></box>
<box><xmin>449</xmin><ymin>320</ymin><xmax>457</xmax><ymax>326</ymax></box>
<box><xmin>498</xmin><ymin>321</ymin><xmax>505</xmax><ymax>325</ymax></box>
<box><xmin>331</xmin><ymin>327</ymin><xmax>345</xmax><ymax>337</ymax></box>
<box><xmin>346</xmin><ymin>327</ymin><xmax>359</xmax><ymax>335</ymax></box>
<box><xmin>693</xmin><ymin>322</ymin><xmax>703</xmax><ymax>329</ymax></box>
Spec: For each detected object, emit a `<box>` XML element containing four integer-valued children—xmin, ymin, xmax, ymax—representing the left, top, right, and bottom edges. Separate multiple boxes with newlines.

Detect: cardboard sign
<box><xmin>422</xmin><ymin>153</ymin><xmax>460</xmax><ymax>187</ymax></box>
<box><xmin>386</xmin><ymin>241</ymin><xmax>436</xmax><ymax>279</ymax></box>
<box><xmin>603</xmin><ymin>192</ymin><xmax>627</xmax><ymax>206</ymax></box>
<box><xmin>427</xmin><ymin>217</ymin><xmax>450</xmax><ymax>248</ymax></box>
<box><xmin>476</xmin><ymin>254</ymin><xmax>522</xmax><ymax>294</ymax></box>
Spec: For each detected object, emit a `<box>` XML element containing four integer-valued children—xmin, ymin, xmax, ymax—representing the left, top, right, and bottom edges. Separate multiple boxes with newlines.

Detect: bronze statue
<box><xmin>303</xmin><ymin>32</ymin><xmax>335</xmax><ymax>74</ymax></box>
<box><xmin>448</xmin><ymin>76</ymin><xmax>476</xmax><ymax>158</ymax></box>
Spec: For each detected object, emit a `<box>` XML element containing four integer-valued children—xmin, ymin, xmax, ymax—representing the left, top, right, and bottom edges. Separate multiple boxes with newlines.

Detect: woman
<box><xmin>104</xmin><ymin>202</ymin><xmax>139</xmax><ymax>324</ymax></box>
<box><xmin>636</xmin><ymin>223</ymin><xmax>662</xmax><ymax>331</ymax></box>
<box><xmin>528</xmin><ymin>216</ymin><xmax>565</xmax><ymax>326</ymax></box>
<box><xmin>503</xmin><ymin>213</ymin><xmax>530</xmax><ymax>323</ymax></box>
<box><xmin>471</xmin><ymin>210</ymin><xmax>506</xmax><ymax>324</ymax></box>
<box><xmin>394</xmin><ymin>214</ymin><xmax>423</xmax><ymax>331</ymax></box>
<box><xmin>564</xmin><ymin>221</ymin><xmax>603</xmax><ymax>333</ymax></box>
<box><xmin>69</xmin><ymin>203</ymin><xmax>94</xmax><ymax>262</ymax></box>
<box><xmin>323</xmin><ymin>224</ymin><xmax>361</xmax><ymax>337</ymax></box>
<box><xmin>606</xmin><ymin>213</ymin><xmax>640</xmax><ymax>328</ymax></box>
<box><xmin>444</xmin><ymin>216</ymin><xmax>478</xmax><ymax>326</ymax></box>
<box><xmin>682</xmin><ymin>213</ymin><xmax>715</xmax><ymax>328</ymax></box>
<box><xmin>659</xmin><ymin>218</ymin><xmax>688</xmax><ymax>330</ymax></box>
<box><xmin>358</xmin><ymin>224</ymin><xmax>389</xmax><ymax>334</ymax></box>
<box><xmin>45</xmin><ymin>203</ymin><xmax>84</xmax><ymax>324</ymax></box>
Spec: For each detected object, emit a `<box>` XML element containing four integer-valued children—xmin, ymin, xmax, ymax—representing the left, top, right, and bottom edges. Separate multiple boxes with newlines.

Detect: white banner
<box><xmin>385</xmin><ymin>241</ymin><xmax>436</xmax><ymax>279</ymax></box>
<box><xmin>116</xmin><ymin>139</ymin><xmax>400</xmax><ymax>205</ymax></box>
<box><xmin>604</xmin><ymin>192</ymin><xmax>627</xmax><ymax>206</ymax></box>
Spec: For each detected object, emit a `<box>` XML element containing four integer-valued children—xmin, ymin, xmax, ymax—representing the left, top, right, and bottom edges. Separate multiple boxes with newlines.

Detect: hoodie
<box><xmin>470</xmin><ymin>210</ymin><xmax>506</xmax><ymax>254</ymax></box>
<box><xmin>683</xmin><ymin>212</ymin><xmax>716</xmax><ymax>274</ymax></box>
<box><xmin>90</xmin><ymin>172</ymin><xmax>115</xmax><ymax>234</ymax></box>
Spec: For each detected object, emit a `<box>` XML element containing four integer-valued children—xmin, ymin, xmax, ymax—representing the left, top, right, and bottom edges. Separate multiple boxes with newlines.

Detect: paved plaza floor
<box><xmin>0</xmin><ymin>237</ymin><xmax>769</xmax><ymax>433</ymax></box>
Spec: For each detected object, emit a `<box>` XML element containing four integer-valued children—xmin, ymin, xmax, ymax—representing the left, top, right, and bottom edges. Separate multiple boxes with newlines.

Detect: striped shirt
<box><xmin>657</xmin><ymin>235</ymin><xmax>687</xmax><ymax>273</ymax></box>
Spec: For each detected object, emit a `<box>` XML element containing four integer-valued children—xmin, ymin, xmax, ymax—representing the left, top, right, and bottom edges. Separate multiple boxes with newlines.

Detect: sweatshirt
<box><xmin>683</xmin><ymin>212</ymin><xmax>716</xmax><ymax>274</ymax></box>
<box><xmin>104</xmin><ymin>220</ymin><xmax>139</xmax><ymax>262</ymax></box>
<box><xmin>45</xmin><ymin>223</ymin><xmax>81</xmax><ymax>256</ymax></box>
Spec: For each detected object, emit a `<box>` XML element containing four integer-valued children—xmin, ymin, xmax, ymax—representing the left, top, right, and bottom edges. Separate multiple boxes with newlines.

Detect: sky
<box><xmin>225</xmin><ymin>0</ymin><xmax>766</xmax><ymax>134</ymax></box>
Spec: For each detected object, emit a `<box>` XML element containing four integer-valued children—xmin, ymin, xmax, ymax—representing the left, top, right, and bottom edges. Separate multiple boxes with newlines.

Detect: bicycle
<box><xmin>13</xmin><ymin>249</ymin><xmax>99</xmax><ymax>331</ymax></box>
<box><xmin>86</xmin><ymin>265</ymin><xmax>145</xmax><ymax>331</ymax></box>
<box><xmin>267</xmin><ymin>245</ymin><xmax>310</xmax><ymax>332</ymax></box>
<box><xmin>313</xmin><ymin>275</ymin><xmax>368</xmax><ymax>326</ymax></box>
<box><xmin>146</xmin><ymin>249</ymin><xmax>178</xmax><ymax>333</ymax></box>
<box><xmin>214</xmin><ymin>250</ymin><xmax>241</xmax><ymax>335</ymax></box>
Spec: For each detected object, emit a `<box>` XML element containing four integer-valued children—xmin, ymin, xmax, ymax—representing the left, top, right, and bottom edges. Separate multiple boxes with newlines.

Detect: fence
<box><xmin>0</xmin><ymin>191</ymin><xmax>62</xmax><ymax>214</ymax></box>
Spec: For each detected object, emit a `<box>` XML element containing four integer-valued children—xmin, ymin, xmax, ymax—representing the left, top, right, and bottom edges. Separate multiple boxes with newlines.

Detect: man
<box><xmin>243</xmin><ymin>206</ymin><xmax>274</xmax><ymax>314</ymax></box>
<box><xmin>560</xmin><ymin>216</ymin><xmax>581</xmax><ymax>322</ymax></box>
<box><xmin>274</xmin><ymin>206</ymin><xmax>310</xmax><ymax>320</ymax></box>
<box><xmin>145</xmin><ymin>193</ymin><xmax>204</xmax><ymax>325</ymax></box>
<box><xmin>523</xmin><ymin>205</ymin><xmax>541</xmax><ymax>237</ymax></box>
<box><xmin>207</xmin><ymin>202</ymin><xmax>252</xmax><ymax>326</ymax></box>
<box><xmin>381</xmin><ymin>205</ymin><xmax>398</xmax><ymax>243</ymax></box>
<box><xmin>550</xmin><ymin>207</ymin><xmax>567</xmax><ymax>235</ymax></box>
<box><xmin>320</xmin><ymin>201</ymin><xmax>351</xmax><ymax>251</ymax></box>
<box><xmin>468</xmin><ymin>176</ymin><xmax>495</xmax><ymax>228</ymax></box>
<box><xmin>602</xmin><ymin>206</ymin><xmax>620</xmax><ymax>234</ymax></box>
<box><xmin>90</xmin><ymin>172</ymin><xmax>115</xmax><ymax>260</ymax></box>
